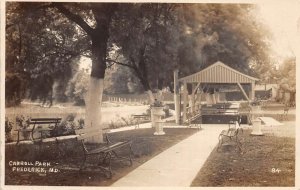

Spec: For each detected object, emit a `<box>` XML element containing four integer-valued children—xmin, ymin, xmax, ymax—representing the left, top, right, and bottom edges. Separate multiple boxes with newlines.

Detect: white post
<box><xmin>191</xmin><ymin>84</ymin><xmax>196</xmax><ymax>113</ymax></box>
<box><xmin>251</xmin><ymin>119</ymin><xmax>264</xmax><ymax>135</ymax></box>
<box><xmin>250</xmin><ymin>82</ymin><xmax>255</xmax><ymax>101</ymax></box>
<box><xmin>174</xmin><ymin>69</ymin><xmax>180</xmax><ymax>124</ymax></box>
<box><xmin>183</xmin><ymin>82</ymin><xmax>188</xmax><ymax>122</ymax></box>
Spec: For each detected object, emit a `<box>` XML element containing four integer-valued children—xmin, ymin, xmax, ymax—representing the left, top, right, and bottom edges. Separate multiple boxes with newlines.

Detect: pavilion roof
<box><xmin>179</xmin><ymin>61</ymin><xmax>259</xmax><ymax>84</ymax></box>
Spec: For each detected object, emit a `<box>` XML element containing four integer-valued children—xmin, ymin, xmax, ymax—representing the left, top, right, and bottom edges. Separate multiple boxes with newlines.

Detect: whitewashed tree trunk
<box><xmin>146</xmin><ymin>90</ymin><xmax>156</xmax><ymax>128</ymax></box>
<box><xmin>146</xmin><ymin>90</ymin><xmax>155</xmax><ymax>104</ymax></box>
<box><xmin>85</xmin><ymin>77</ymin><xmax>104</xmax><ymax>143</ymax></box>
<box><xmin>157</xmin><ymin>89</ymin><xmax>163</xmax><ymax>102</ymax></box>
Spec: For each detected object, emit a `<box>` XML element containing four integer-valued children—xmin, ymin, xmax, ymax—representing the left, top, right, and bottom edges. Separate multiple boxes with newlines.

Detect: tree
<box><xmin>108</xmin><ymin>4</ymin><xmax>273</xmax><ymax>103</ymax></box>
<box><xmin>6</xmin><ymin>2</ymin><xmax>87</xmax><ymax>106</ymax></box>
<box><xmin>277</xmin><ymin>57</ymin><xmax>296</xmax><ymax>103</ymax></box>
<box><xmin>176</xmin><ymin>4</ymin><xmax>272</xmax><ymax>77</ymax></box>
<box><xmin>109</xmin><ymin>4</ymin><xmax>180</xmax><ymax>103</ymax></box>
<box><xmin>65</xmin><ymin>68</ymin><xmax>89</xmax><ymax>105</ymax></box>
<box><xmin>104</xmin><ymin>63</ymin><xmax>142</xmax><ymax>94</ymax></box>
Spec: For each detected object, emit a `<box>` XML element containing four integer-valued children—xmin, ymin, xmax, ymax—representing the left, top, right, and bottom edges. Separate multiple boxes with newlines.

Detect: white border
<box><xmin>1</xmin><ymin>0</ymin><xmax>299</xmax><ymax>190</ymax></box>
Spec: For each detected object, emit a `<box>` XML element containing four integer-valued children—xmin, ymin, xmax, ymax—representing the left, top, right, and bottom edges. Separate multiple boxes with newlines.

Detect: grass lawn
<box><xmin>5</xmin><ymin>128</ymin><xmax>198</xmax><ymax>186</ymax></box>
<box><xmin>191</xmin><ymin>127</ymin><xmax>295</xmax><ymax>186</ymax></box>
<box><xmin>5</xmin><ymin>102</ymin><xmax>295</xmax><ymax>186</ymax></box>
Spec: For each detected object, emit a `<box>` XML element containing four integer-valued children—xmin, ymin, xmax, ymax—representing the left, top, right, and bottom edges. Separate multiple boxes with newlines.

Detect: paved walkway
<box><xmin>112</xmin><ymin>124</ymin><xmax>227</xmax><ymax>186</ymax></box>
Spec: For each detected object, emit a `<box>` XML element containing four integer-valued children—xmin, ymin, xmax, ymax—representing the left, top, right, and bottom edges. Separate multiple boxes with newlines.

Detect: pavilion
<box><xmin>173</xmin><ymin>61</ymin><xmax>259</xmax><ymax>124</ymax></box>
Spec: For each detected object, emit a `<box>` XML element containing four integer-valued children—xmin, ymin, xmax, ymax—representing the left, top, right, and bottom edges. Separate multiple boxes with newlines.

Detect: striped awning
<box><xmin>179</xmin><ymin>61</ymin><xmax>259</xmax><ymax>84</ymax></box>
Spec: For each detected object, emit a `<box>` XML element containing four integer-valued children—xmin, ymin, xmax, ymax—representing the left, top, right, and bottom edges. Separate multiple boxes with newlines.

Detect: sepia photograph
<box><xmin>2</xmin><ymin>0</ymin><xmax>299</xmax><ymax>188</ymax></box>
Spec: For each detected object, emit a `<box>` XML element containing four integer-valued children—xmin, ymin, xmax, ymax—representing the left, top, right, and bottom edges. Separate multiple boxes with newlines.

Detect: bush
<box><xmin>15</xmin><ymin>115</ymin><xmax>31</xmax><ymax>139</ymax></box>
<box><xmin>51</xmin><ymin>114</ymin><xmax>80</xmax><ymax>137</ymax></box>
<box><xmin>108</xmin><ymin>115</ymin><xmax>137</xmax><ymax>129</ymax></box>
<box><xmin>65</xmin><ymin>69</ymin><xmax>89</xmax><ymax>105</ymax></box>
<box><xmin>163</xmin><ymin>105</ymin><xmax>170</xmax><ymax>117</ymax></box>
<box><xmin>5</xmin><ymin>117</ymin><xmax>13</xmax><ymax>143</ymax></box>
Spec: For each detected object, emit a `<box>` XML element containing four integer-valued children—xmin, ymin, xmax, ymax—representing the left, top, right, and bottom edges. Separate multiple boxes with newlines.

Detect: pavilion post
<box><xmin>191</xmin><ymin>83</ymin><xmax>198</xmax><ymax>113</ymax></box>
<box><xmin>250</xmin><ymin>81</ymin><xmax>255</xmax><ymax>101</ymax></box>
<box><xmin>191</xmin><ymin>93</ymin><xmax>195</xmax><ymax>113</ymax></box>
<box><xmin>174</xmin><ymin>69</ymin><xmax>180</xmax><ymax>124</ymax></box>
<box><xmin>183</xmin><ymin>81</ymin><xmax>188</xmax><ymax>122</ymax></box>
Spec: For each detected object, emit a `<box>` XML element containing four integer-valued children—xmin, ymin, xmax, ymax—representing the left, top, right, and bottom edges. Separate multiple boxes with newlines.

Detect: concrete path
<box><xmin>112</xmin><ymin>124</ymin><xmax>227</xmax><ymax>187</ymax></box>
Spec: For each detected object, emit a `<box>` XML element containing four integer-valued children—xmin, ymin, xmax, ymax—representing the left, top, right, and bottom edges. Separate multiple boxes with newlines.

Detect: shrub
<box><xmin>77</xmin><ymin>118</ymin><xmax>84</xmax><ymax>129</ymax></box>
<box><xmin>15</xmin><ymin>115</ymin><xmax>31</xmax><ymax>129</ymax></box>
<box><xmin>51</xmin><ymin>114</ymin><xmax>78</xmax><ymax>137</ymax></box>
<box><xmin>15</xmin><ymin>115</ymin><xmax>31</xmax><ymax>139</ymax></box>
<box><xmin>5</xmin><ymin>117</ymin><xmax>13</xmax><ymax>143</ymax></box>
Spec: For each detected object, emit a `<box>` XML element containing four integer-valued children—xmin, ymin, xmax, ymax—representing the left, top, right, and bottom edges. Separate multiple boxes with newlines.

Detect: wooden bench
<box><xmin>75</xmin><ymin>127</ymin><xmax>133</xmax><ymax>178</ymax></box>
<box><xmin>186</xmin><ymin>111</ymin><xmax>202</xmax><ymax>130</ymax></box>
<box><xmin>132</xmin><ymin>114</ymin><xmax>150</xmax><ymax>129</ymax></box>
<box><xmin>15</xmin><ymin>118</ymin><xmax>61</xmax><ymax>144</ymax></box>
<box><xmin>217</xmin><ymin>118</ymin><xmax>242</xmax><ymax>152</ymax></box>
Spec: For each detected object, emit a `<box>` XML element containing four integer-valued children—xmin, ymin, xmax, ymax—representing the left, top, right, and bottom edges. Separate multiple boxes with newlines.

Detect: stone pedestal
<box><xmin>251</xmin><ymin>105</ymin><xmax>262</xmax><ymax>120</ymax></box>
<box><xmin>251</xmin><ymin>119</ymin><xmax>264</xmax><ymax>136</ymax></box>
<box><xmin>151</xmin><ymin>107</ymin><xmax>165</xmax><ymax>135</ymax></box>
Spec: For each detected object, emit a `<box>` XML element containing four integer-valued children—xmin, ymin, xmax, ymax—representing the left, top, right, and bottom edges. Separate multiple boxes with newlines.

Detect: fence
<box><xmin>103</xmin><ymin>92</ymin><xmax>174</xmax><ymax>104</ymax></box>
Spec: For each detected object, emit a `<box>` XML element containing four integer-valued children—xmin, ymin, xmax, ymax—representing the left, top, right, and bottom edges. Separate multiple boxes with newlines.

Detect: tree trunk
<box><xmin>157</xmin><ymin>78</ymin><xmax>164</xmax><ymax>102</ymax></box>
<box><xmin>146</xmin><ymin>90</ymin><xmax>155</xmax><ymax>104</ymax></box>
<box><xmin>53</xmin><ymin>3</ymin><xmax>116</xmax><ymax>143</ymax></box>
<box><xmin>84</xmin><ymin>7</ymin><xmax>113</xmax><ymax>143</ymax></box>
<box><xmin>85</xmin><ymin>77</ymin><xmax>104</xmax><ymax>143</ymax></box>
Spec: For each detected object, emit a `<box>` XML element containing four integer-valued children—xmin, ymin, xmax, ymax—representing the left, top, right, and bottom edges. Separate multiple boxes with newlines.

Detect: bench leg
<box><xmin>217</xmin><ymin>135</ymin><xmax>224</xmax><ymax>151</ymax></box>
<box><xmin>110</xmin><ymin>145</ymin><xmax>133</xmax><ymax>166</ymax></box>
<box><xmin>97</xmin><ymin>152</ymin><xmax>113</xmax><ymax>179</ymax></box>
<box><xmin>100</xmin><ymin>152</ymin><xmax>110</xmax><ymax>165</ymax></box>
<box><xmin>16</xmin><ymin>131</ymin><xmax>20</xmax><ymax>145</ymax></box>
<box><xmin>235</xmin><ymin>136</ymin><xmax>242</xmax><ymax>152</ymax></box>
<box><xmin>129</xmin><ymin>144</ymin><xmax>133</xmax><ymax>166</ymax></box>
<box><xmin>55</xmin><ymin>138</ymin><xmax>64</xmax><ymax>158</ymax></box>
<box><xmin>80</xmin><ymin>153</ymin><xmax>89</xmax><ymax>171</ymax></box>
<box><xmin>135</xmin><ymin>119</ymin><xmax>140</xmax><ymax>129</ymax></box>
<box><xmin>105</xmin><ymin>153</ymin><xmax>113</xmax><ymax>178</ymax></box>
<box><xmin>197</xmin><ymin>123</ymin><xmax>202</xmax><ymax>130</ymax></box>
<box><xmin>30</xmin><ymin>130</ymin><xmax>35</xmax><ymax>141</ymax></box>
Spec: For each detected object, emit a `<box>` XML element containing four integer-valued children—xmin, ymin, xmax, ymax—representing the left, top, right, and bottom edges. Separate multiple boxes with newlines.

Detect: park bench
<box><xmin>15</xmin><ymin>118</ymin><xmax>62</xmax><ymax>144</ymax></box>
<box><xmin>75</xmin><ymin>127</ymin><xmax>133</xmax><ymax>178</ymax></box>
<box><xmin>132</xmin><ymin>114</ymin><xmax>150</xmax><ymax>129</ymax></box>
<box><xmin>217</xmin><ymin>118</ymin><xmax>243</xmax><ymax>152</ymax></box>
<box><xmin>186</xmin><ymin>111</ymin><xmax>202</xmax><ymax>130</ymax></box>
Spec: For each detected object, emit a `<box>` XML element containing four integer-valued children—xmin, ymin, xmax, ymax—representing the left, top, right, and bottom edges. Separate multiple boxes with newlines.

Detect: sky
<box><xmin>255</xmin><ymin>0</ymin><xmax>300</xmax><ymax>59</ymax></box>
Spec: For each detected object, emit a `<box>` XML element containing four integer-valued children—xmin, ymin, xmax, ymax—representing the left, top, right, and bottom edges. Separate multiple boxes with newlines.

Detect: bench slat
<box><xmin>29</xmin><ymin>121</ymin><xmax>60</xmax><ymax>125</ymax></box>
<box><xmin>77</xmin><ymin>131</ymin><xmax>103</xmax><ymax>140</ymax></box>
<box><xmin>30</xmin><ymin>118</ymin><xmax>61</xmax><ymax>120</ymax></box>
<box><xmin>15</xmin><ymin>129</ymin><xmax>34</xmax><ymax>132</ymax></box>
<box><xmin>87</xmin><ymin>141</ymin><xmax>131</xmax><ymax>155</ymax></box>
<box><xmin>75</xmin><ymin>127</ymin><xmax>110</xmax><ymax>135</ymax></box>
<box><xmin>75</xmin><ymin>126</ymin><xmax>133</xmax><ymax>178</ymax></box>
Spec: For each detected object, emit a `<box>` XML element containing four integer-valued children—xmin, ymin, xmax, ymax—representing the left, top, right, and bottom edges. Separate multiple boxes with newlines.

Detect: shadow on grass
<box><xmin>191</xmin><ymin>129</ymin><xmax>295</xmax><ymax>187</ymax></box>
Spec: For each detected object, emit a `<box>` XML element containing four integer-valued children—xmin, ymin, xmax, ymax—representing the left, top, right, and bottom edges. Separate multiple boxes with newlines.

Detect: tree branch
<box><xmin>106</xmin><ymin>59</ymin><xmax>135</xmax><ymax>69</ymax></box>
<box><xmin>52</xmin><ymin>2</ymin><xmax>94</xmax><ymax>36</ymax></box>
